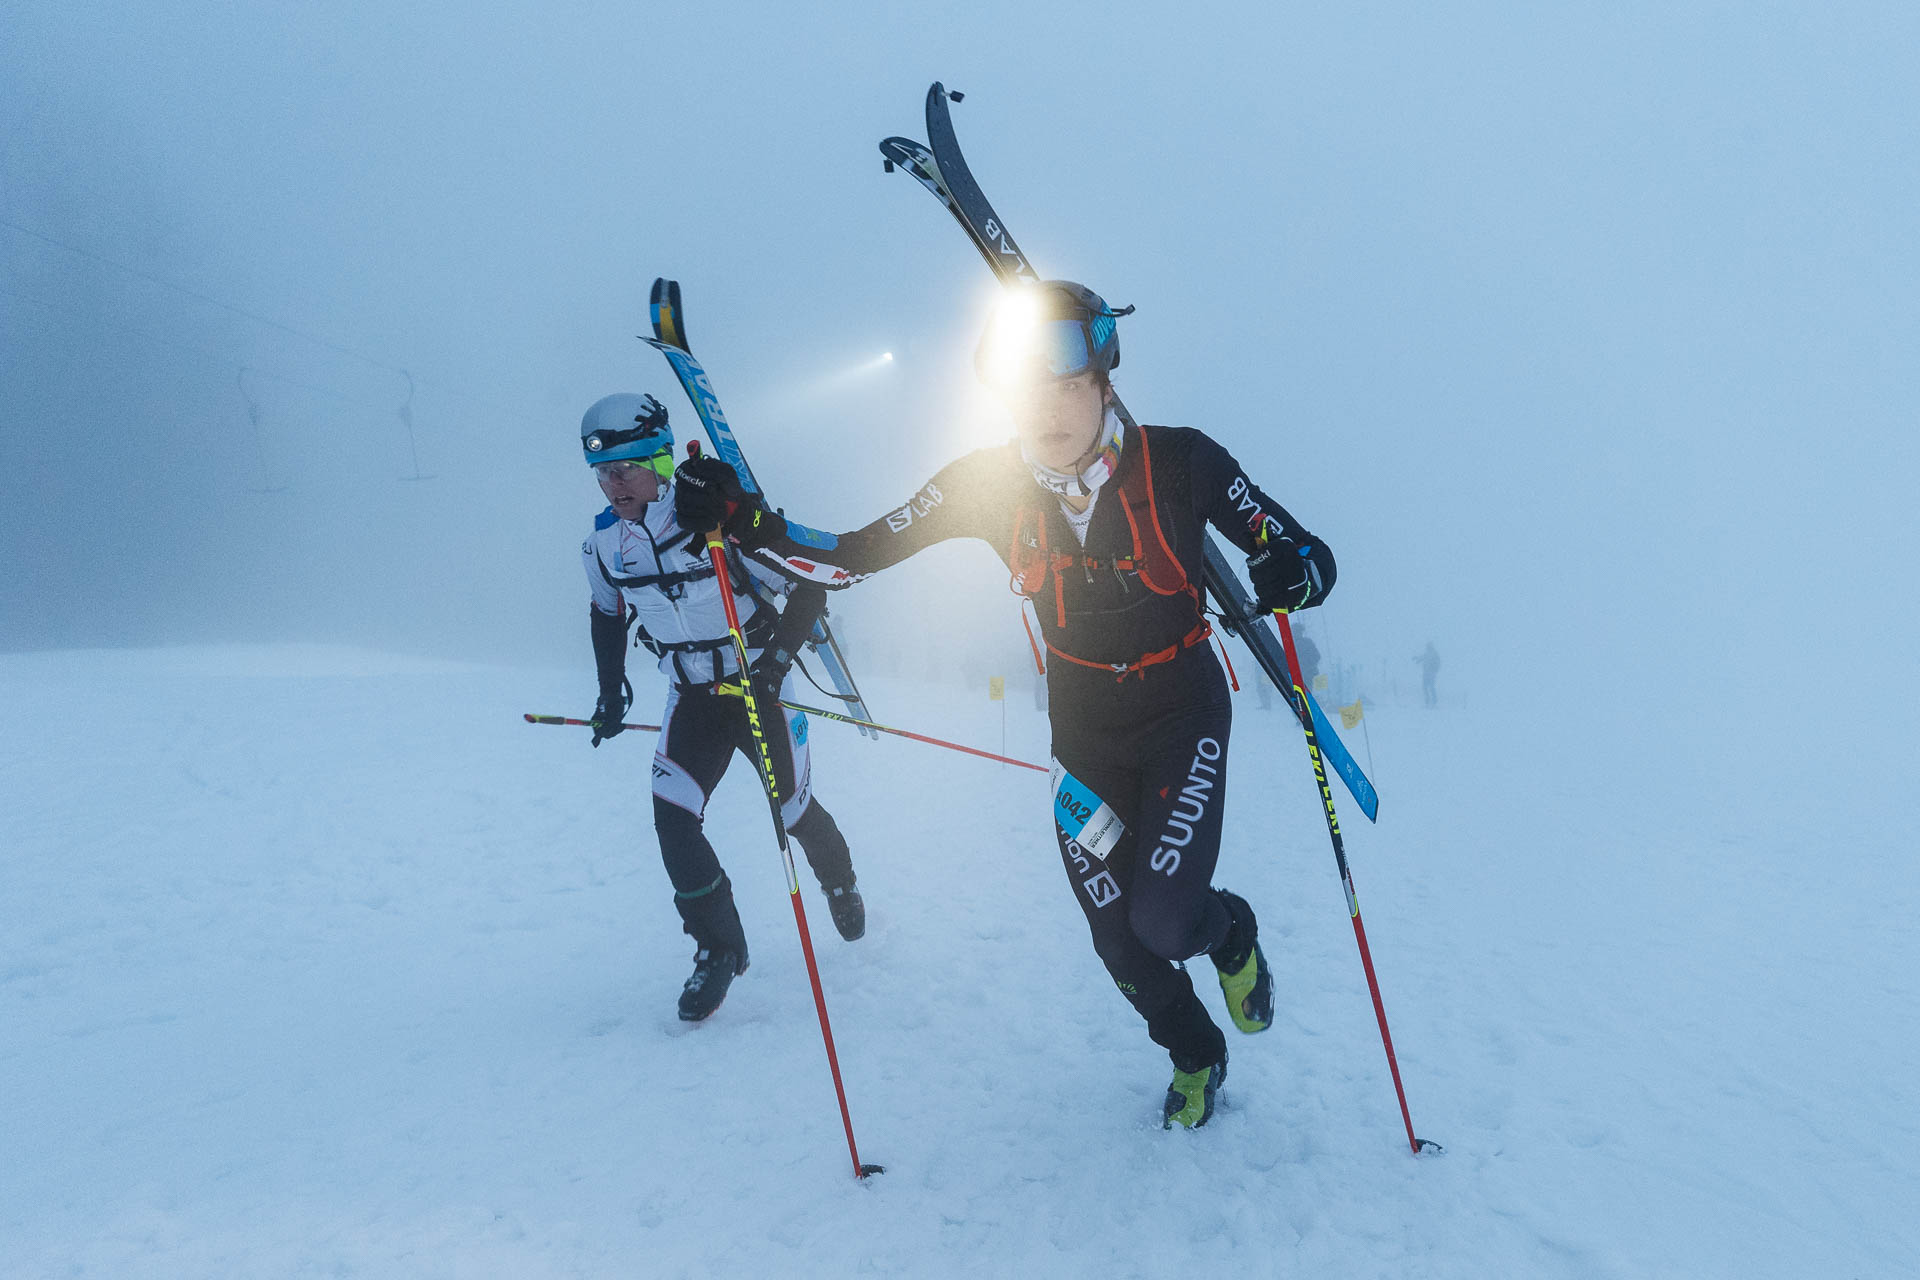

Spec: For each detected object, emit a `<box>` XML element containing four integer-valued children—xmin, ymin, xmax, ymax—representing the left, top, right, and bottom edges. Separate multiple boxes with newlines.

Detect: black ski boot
<box><xmin>678</xmin><ymin>946</ymin><xmax>749</xmax><ymax>1022</ymax></box>
<box><xmin>673</xmin><ymin>874</ymin><xmax>749</xmax><ymax>1021</ymax></box>
<box><xmin>790</xmin><ymin>806</ymin><xmax>863</xmax><ymax>941</ymax></box>
<box><xmin>823</xmin><ymin>884</ymin><xmax>865</xmax><ymax>941</ymax></box>
<box><xmin>1211</xmin><ymin>889</ymin><xmax>1273</xmax><ymax>1033</ymax></box>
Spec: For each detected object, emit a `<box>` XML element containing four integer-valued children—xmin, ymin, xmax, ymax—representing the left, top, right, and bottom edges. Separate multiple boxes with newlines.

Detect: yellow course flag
<box><xmin>1312</xmin><ymin>673</ymin><xmax>1329</xmax><ymax>692</ymax></box>
<box><xmin>988</xmin><ymin>676</ymin><xmax>1005</xmax><ymax>702</ymax></box>
<box><xmin>1340</xmin><ymin>699</ymin><xmax>1364</xmax><ymax>730</ymax></box>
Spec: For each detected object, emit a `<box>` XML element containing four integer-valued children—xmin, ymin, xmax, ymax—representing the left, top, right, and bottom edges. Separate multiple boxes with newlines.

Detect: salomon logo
<box><xmin>1226</xmin><ymin>476</ymin><xmax>1279</xmax><ymax>538</ymax></box>
<box><xmin>885</xmin><ymin>482</ymin><xmax>944</xmax><ymax>532</ymax></box>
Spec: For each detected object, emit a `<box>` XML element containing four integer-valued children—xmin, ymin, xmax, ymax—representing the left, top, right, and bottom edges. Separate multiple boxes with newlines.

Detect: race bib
<box><xmin>1051</xmin><ymin>761</ymin><xmax>1126</xmax><ymax>861</ymax></box>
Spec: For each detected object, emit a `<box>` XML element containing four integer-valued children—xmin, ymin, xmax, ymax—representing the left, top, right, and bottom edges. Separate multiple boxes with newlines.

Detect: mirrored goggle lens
<box><xmin>1035</xmin><ymin>319</ymin><xmax>1095</xmax><ymax>377</ymax></box>
<box><xmin>1036</xmin><ymin>320</ymin><xmax>1098</xmax><ymax>379</ymax></box>
<box><xmin>981</xmin><ymin>317</ymin><xmax>1095</xmax><ymax>386</ymax></box>
<box><xmin>593</xmin><ymin>449</ymin><xmax>674</xmax><ymax>480</ymax></box>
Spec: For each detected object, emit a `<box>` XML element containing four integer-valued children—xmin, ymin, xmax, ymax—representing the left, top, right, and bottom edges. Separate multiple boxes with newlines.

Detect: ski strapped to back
<box><xmin>879</xmin><ymin>87</ymin><xmax>1377</xmax><ymax>820</ymax></box>
<box><xmin>643</xmin><ymin>279</ymin><xmax>879</xmax><ymax>739</ymax></box>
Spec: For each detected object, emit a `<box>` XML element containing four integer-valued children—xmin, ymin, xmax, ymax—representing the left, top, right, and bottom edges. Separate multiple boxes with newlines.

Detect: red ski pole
<box><xmin>524</xmin><ymin>708</ymin><xmax>1044</xmax><ymax>773</ymax></box>
<box><xmin>692</xmin><ymin>442</ymin><xmax>881</xmax><ymax>1180</ymax></box>
<box><xmin>1271</xmin><ymin>607</ymin><xmax>1440</xmax><ymax>1156</ymax></box>
<box><xmin>772</xmin><ymin>700</ymin><xmax>1047</xmax><ymax>773</ymax></box>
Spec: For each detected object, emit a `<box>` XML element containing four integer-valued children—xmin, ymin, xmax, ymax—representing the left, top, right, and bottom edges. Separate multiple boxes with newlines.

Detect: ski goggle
<box><xmin>974</xmin><ymin>303</ymin><xmax>1125</xmax><ymax>389</ymax></box>
<box><xmin>592</xmin><ymin>447</ymin><xmax>674</xmax><ymax>482</ymax></box>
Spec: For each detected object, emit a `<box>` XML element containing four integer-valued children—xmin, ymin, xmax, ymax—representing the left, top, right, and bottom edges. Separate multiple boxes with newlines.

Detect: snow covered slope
<box><xmin>3</xmin><ymin>646</ymin><xmax>1914</xmax><ymax>1277</ymax></box>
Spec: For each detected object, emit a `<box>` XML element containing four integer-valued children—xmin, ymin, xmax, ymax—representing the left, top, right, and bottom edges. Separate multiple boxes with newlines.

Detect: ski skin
<box><xmin>642</xmin><ymin>280</ymin><xmax>879</xmax><ymax>740</ymax></box>
<box><xmin>881</xmin><ymin>86</ymin><xmax>1378</xmax><ymax>821</ymax></box>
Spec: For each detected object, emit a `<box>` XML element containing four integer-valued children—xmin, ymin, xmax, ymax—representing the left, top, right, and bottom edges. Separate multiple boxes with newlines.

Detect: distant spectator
<box><xmin>1415</xmin><ymin>641</ymin><xmax>1441</xmax><ymax>708</ymax></box>
<box><xmin>1296</xmin><ymin>633</ymin><xmax>1321</xmax><ymax>689</ymax></box>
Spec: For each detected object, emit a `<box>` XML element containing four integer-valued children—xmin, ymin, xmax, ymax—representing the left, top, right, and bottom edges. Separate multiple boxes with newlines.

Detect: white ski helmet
<box><xmin>580</xmin><ymin>393</ymin><xmax>673</xmax><ymax>466</ymax></box>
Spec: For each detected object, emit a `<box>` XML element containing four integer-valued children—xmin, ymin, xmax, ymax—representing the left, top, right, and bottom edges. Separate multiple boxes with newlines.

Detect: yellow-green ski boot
<box><xmin>1212</xmin><ymin>889</ymin><xmax>1273</xmax><ymax>1034</ymax></box>
<box><xmin>1163</xmin><ymin>1058</ymin><xmax>1227</xmax><ymax>1129</ymax></box>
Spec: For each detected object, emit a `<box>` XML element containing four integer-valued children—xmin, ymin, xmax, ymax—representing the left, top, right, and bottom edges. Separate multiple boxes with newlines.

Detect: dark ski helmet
<box><xmin>581</xmin><ymin>393</ymin><xmax>673</xmax><ymax>467</ymax></box>
<box><xmin>974</xmin><ymin>280</ymin><xmax>1135</xmax><ymax>388</ymax></box>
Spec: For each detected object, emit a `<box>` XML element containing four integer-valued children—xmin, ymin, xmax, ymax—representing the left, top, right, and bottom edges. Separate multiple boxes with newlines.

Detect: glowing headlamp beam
<box><xmin>977</xmin><ymin>289</ymin><xmax>1044</xmax><ymax>385</ymax></box>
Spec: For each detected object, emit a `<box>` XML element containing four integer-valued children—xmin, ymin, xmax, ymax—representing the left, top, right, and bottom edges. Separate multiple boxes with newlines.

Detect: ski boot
<box><xmin>677</xmin><ymin>946</ymin><xmax>749</xmax><ymax>1022</ymax></box>
<box><xmin>1212</xmin><ymin>889</ymin><xmax>1273</xmax><ymax>1034</ymax></box>
<box><xmin>1163</xmin><ymin>1056</ymin><xmax>1227</xmax><ymax>1129</ymax></box>
<box><xmin>823</xmin><ymin>883</ymin><xmax>865</xmax><ymax>941</ymax></box>
<box><xmin>789</xmin><ymin>804</ymin><xmax>863</xmax><ymax>941</ymax></box>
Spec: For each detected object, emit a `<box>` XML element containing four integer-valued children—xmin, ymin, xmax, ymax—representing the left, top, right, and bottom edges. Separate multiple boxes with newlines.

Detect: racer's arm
<box><xmin>678</xmin><ymin>450</ymin><xmax>1009</xmax><ymax>589</ymax></box>
<box><xmin>1183</xmin><ymin>429</ymin><xmax>1337</xmax><ymax>611</ymax></box>
<box><xmin>755</xmin><ymin>583</ymin><xmax>828</xmax><ymax>682</ymax></box>
<box><xmin>581</xmin><ymin>520</ymin><xmax>633</xmax><ymax>743</ymax></box>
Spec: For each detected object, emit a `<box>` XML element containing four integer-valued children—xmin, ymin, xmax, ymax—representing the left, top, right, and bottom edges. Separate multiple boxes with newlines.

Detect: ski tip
<box><xmin>649</xmin><ymin>278</ymin><xmax>688</xmax><ymax>350</ymax></box>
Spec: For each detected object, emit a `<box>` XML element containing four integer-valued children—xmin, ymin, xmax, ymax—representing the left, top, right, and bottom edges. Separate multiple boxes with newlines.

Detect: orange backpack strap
<box><xmin>1007</xmin><ymin>508</ymin><xmax>1045</xmax><ymax>596</ymax></box>
<box><xmin>1007</xmin><ymin>423</ymin><xmax>1202</xmax><ymax>647</ymax></box>
<box><xmin>1121</xmin><ymin>425</ymin><xmax>1190</xmax><ymax>596</ymax></box>
<box><xmin>1006</xmin><ymin>506</ymin><xmax>1071</xmax><ymax>628</ymax></box>
<box><xmin>1043</xmin><ymin>617</ymin><xmax>1215</xmax><ymax>682</ymax></box>
<box><xmin>1020</xmin><ymin>600</ymin><xmax>1047</xmax><ymax>674</ymax></box>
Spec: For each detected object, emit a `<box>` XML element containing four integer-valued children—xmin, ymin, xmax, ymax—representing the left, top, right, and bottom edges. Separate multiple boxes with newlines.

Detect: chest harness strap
<box><xmin>1007</xmin><ymin>424</ymin><xmax>1208</xmax><ymax>679</ymax></box>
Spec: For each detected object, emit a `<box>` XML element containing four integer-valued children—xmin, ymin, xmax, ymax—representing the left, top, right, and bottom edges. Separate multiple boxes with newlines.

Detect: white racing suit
<box><xmin>582</xmin><ymin>490</ymin><xmax>855</xmax><ymax>956</ymax></box>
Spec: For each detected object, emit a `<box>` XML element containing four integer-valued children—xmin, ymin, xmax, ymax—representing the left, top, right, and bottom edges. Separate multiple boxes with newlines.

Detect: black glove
<box><xmin>1249</xmin><ymin>535</ymin><xmax>1337</xmax><ymax>613</ymax></box>
<box><xmin>749</xmin><ymin>647</ymin><xmax>796</xmax><ymax>691</ymax></box>
<box><xmin>587</xmin><ymin>605</ymin><xmax>632</xmax><ymax>746</ymax></box>
<box><xmin>749</xmin><ymin>585</ymin><xmax>826</xmax><ymax>690</ymax></box>
<box><xmin>673</xmin><ymin>455</ymin><xmax>753</xmax><ymax>535</ymax></box>
<box><xmin>589</xmin><ymin>687</ymin><xmax>630</xmax><ymax>747</ymax></box>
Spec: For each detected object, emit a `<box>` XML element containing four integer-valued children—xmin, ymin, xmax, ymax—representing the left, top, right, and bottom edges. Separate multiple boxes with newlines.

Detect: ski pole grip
<box><xmin>682</xmin><ymin>439</ymin><xmax>730</xmax><ymax>544</ymax></box>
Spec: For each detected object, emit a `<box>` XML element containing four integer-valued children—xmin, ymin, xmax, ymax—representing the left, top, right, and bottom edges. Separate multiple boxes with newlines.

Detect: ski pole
<box><xmin>524</xmin><ymin>707</ymin><xmax>1044</xmax><ymax>774</ymax></box>
<box><xmin>522</xmin><ymin>713</ymin><xmax>662</xmax><ymax>733</ymax></box>
<box><xmin>773</xmin><ymin>700</ymin><xmax>1047</xmax><ymax>774</ymax></box>
<box><xmin>1271</xmin><ymin>608</ymin><xmax>1440</xmax><ymax>1156</ymax></box>
<box><xmin>693</xmin><ymin>443</ymin><xmax>881</xmax><ymax>1181</ymax></box>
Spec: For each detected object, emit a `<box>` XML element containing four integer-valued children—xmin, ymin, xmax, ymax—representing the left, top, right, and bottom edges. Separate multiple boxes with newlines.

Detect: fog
<box><xmin>6</xmin><ymin>2</ymin><xmax>1915</xmax><ymax>773</ymax></box>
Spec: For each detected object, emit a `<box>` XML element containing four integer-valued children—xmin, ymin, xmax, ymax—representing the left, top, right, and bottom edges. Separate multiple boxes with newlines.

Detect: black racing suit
<box><xmin>743</xmin><ymin>421</ymin><xmax>1328</xmax><ymax>1071</ymax></box>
